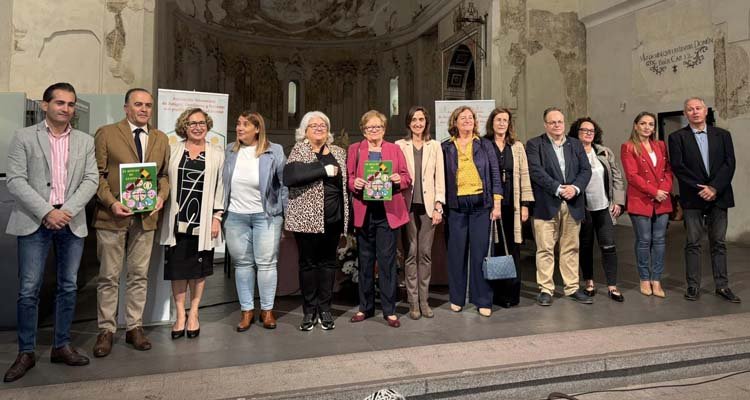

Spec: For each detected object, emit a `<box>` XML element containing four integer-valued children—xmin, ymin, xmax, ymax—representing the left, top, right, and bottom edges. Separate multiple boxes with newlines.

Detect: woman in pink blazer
<box><xmin>347</xmin><ymin>110</ymin><xmax>411</xmax><ymax>328</ymax></box>
<box><xmin>620</xmin><ymin>111</ymin><xmax>673</xmax><ymax>298</ymax></box>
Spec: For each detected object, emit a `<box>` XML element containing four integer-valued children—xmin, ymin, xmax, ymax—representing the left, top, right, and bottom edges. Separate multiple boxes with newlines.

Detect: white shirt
<box><xmin>585</xmin><ymin>149</ymin><xmax>609</xmax><ymax>211</ymax></box>
<box><xmin>228</xmin><ymin>146</ymin><xmax>263</xmax><ymax>214</ymax></box>
<box><xmin>128</xmin><ymin>120</ymin><xmax>149</xmax><ymax>158</ymax></box>
<box><xmin>648</xmin><ymin>151</ymin><xmax>657</xmax><ymax>167</ymax></box>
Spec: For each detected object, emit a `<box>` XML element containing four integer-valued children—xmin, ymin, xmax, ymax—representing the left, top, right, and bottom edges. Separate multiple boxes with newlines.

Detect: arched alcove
<box><xmin>442</xmin><ymin>39</ymin><xmax>480</xmax><ymax>100</ymax></box>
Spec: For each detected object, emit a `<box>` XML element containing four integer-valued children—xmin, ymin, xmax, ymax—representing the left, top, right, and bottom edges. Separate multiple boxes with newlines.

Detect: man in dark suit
<box><xmin>4</xmin><ymin>83</ymin><xmax>98</xmax><ymax>382</ymax></box>
<box><xmin>526</xmin><ymin>107</ymin><xmax>592</xmax><ymax>306</ymax></box>
<box><xmin>668</xmin><ymin>97</ymin><xmax>739</xmax><ymax>303</ymax></box>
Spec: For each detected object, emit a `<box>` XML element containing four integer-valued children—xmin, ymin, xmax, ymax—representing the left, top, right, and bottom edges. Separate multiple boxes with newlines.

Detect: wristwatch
<box><xmin>435</xmin><ymin>208</ymin><xmax>444</xmax><ymax>215</ymax></box>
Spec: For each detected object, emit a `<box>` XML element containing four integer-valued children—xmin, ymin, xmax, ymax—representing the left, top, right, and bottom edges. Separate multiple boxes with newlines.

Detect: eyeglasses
<box><xmin>187</xmin><ymin>121</ymin><xmax>207</xmax><ymax>127</ymax></box>
<box><xmin>364</xmin><ymin>125</ymin><xmax>384</xmax><ymax>132</ymax></box>
<box><xmin>308</xmin><ymin>123</ymin><xmax>327</xmax><ymax>131</ymax></box>
<box><xmin>578</xmin><ymin>128</ymin><xmax>595</xmax><ymax>134</ymax></box>
<box><xmin>545</xmin><ymin>120</ymin><xmax>564</xmax><ymax>126</ymax></box>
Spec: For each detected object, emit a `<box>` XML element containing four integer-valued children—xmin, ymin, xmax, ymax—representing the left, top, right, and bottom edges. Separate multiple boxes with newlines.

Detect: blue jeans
<box><xmin>630</xmin><ymin>213</ymin><xmax>669</xmax><ymax>281</ymax></box>
<box><xmin>17</xmin><ymin>226</ymin><xmax>84</xmax><ymax>353</ymax></box>
<box><xmin>224</xmin><ymin>212</ymin><xmax>282</xmax><ymax>311</ymax></box>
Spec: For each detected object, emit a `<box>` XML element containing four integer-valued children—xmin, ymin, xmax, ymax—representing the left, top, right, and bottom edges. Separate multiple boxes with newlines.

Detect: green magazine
<box><xmin>119</xmin><ymin>162</ymin><xmax>158</xmax><ymax>213</ymax></box>
<box><xmin>363</xmin><ymin>160</ymin><xmax>392</xmax><ymax>201</ymax></box>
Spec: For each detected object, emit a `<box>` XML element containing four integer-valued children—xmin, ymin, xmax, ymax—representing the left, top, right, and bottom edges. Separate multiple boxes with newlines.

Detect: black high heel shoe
<box><xmin>171</xmin><ymin>329</ymin><xmax>185</xmax><ymax>339</ymax></box>
<box><xmin>583</xmin><ymin>282</ymin><xmax>597</xmax><ymax>297</ymax></box>
<box><xmin>186</xmin><ymin>312</ymin><xmax>200</xmax><ymax>338</ymax></box>
<box><xmin>186</xmin><ymin>327</ymin><xmax>200</xmax><ymax>339</ymax></box>
<box><xmin>608</xmin><ymin>289</ymin><xmax>625</xmax><ymax>302</ymax></box>
<box><xmin>171</xmin><ymin>317</ymin><xmax>186</xmax><ymax>340</ymax></box>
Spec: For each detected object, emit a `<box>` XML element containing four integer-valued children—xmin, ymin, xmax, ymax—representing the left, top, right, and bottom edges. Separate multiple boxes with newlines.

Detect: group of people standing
<box><xmin>3</xmin><ymin>82</ymin><xmax>739</xmax><ymax>383</ymax></box>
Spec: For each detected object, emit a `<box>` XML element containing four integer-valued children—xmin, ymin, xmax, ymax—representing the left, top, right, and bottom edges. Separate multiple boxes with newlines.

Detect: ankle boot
<box><xmin>260</xmin><ymin>310</ymin><xmax>277</xmax><ymax>329</ymax></box>
<box><xmin>237</xmin><ymin>310</ymin><xmax>254</xmax><ymax>332</ymax></box>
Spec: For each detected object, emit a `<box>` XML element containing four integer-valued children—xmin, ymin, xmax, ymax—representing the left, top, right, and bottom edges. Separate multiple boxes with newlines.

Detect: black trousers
<box><xmin>579</xmin><ymin>208</ymin><xmax>618</xmax><ymax>286</ymax></box>
<box><xmin>684</xmin><ymin>206</ymin><xmax>729</xmax><ymax>289</ymax></box>
<box><xmin>356</xmin><ymin>208</ymin><xmax>399</xmax><ymax>316</ymax></box>
<box><xmin>492</xmin><ymin>205</ymin><xmax>521</xmax><ymax>306</ymax></box>
<box><xmin>295</xmin><ymin>222</ymin><xmax>343</xmax><ymax>314</ymax></box>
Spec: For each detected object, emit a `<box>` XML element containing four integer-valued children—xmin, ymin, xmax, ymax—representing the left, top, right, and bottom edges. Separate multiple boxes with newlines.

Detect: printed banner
<box><xmin>157</xmin><ymin>89</ymin><xmax>229</xmax><ymax>148</ymax></box>
<box><xmin>434</xmin><ymin>100</ymin><xmax>497</xmax><ymax>142</ymax></box>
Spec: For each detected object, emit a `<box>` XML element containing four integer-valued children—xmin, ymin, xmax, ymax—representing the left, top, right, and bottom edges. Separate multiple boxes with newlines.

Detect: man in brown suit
<box><xmin>92</xmin><ymin>88</ymin><xmax>170</xmax><ymax>357</ymax></box>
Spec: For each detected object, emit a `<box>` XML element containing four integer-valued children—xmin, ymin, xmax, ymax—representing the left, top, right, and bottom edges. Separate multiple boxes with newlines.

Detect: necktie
<box><xmin>134</xmin><ymin>128</ymin><xmax>144</xmax><ymax>162</ymax></box>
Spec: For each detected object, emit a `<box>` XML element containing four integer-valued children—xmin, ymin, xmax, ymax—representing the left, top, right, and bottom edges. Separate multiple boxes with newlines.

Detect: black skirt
<box><xmin>164</xmin><ymin>233</ymin><xmax>215</xmax><ymax>280</ymax></box>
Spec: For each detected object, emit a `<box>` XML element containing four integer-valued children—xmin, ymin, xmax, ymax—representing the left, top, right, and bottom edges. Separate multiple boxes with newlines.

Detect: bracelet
<box><xmin>212</xmin><ymin>215</ymin><xmax>222</xmax><ymax>221</ymax></box>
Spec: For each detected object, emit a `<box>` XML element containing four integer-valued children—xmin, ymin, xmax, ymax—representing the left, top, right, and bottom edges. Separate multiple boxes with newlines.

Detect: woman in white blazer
<box><xmin>395</xmin><ymin>106</ymin><xmax>445</xmax><ymax>319</ymax></box>
<box><xmin>159</xmin><ymin>108</ymin><xmax>224</xmax><ymax>339</ymax></box>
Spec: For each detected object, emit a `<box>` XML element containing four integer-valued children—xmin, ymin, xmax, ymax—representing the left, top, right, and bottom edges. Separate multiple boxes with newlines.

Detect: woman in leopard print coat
<box><xmin>284</xmin><ymin>111</ymin><xmax>349</xmax><ymax>331</ymax></box>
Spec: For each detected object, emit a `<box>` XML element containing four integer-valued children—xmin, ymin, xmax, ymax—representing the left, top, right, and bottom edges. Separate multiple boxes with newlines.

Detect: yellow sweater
<box><xmin>453</xmin><ymin>136</ymin><xmax>502</xmax><ymax>201</ymax></box>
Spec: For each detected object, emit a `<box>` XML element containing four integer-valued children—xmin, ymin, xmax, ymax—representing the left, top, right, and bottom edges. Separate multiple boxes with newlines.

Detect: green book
<box><xmin>119</xmin><ymin>162</ymin><xmax>158</xmax><ymax>213</ymax></box>
<box><xmin>363</xmin><ymin>160</ymin><xmax>393</xmax><ymax>201</ymax></box>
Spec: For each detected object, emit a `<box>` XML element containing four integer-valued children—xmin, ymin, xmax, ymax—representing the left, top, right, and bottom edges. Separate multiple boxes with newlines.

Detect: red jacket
<box><xmin>620</xmin><ymin>140</ymin><xmax>673</xmax><ymax>217</ymax></box>
<box><xmin>347</xmin><ymin>140</ymin><xmax>411</xmax><ymax>229</ymax></box>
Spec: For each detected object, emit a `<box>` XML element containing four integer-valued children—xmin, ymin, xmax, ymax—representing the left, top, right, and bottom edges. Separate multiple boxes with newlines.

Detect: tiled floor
<box><xmin>1</xmin><ymin>223</ymin><xmax>748</xmax><ymax>389</ymax></box>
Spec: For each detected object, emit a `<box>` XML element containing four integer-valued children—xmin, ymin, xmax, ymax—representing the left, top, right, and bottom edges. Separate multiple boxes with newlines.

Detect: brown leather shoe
<box><xmin>125</xmin><ymin>327</ymin><xmax>152</xmax><ymax>351</ymax></box>
<box><xmin>93</xmin><ymin>331</ymin><xmax>113</xmax><ymax>358</ymax></box>
<box><xmin>4</xmin><ymin>352</ymin><xmax>35</xmax><ymax>382</ymax></box>
<box><xmin>260</xmin><ymin>310</ymin><xmax>277</xmax><ymax>329</ymax></box>
<box><xmin>237</xmin><ymin>310</ymin><xmax>254</xmax><ymax>332</ymax></box>
<box><xmin>50</xmin><ymin>344</ymin><xmax>89</xmax><ymax>366</ymax></box>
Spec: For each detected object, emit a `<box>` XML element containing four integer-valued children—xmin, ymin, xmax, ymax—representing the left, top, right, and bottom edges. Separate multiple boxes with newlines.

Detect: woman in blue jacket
<box><xmin>223</xmin><ymin>111</ymin><xmax>287</xmax><ymax>332</ymax></box>
<box><xmin>442</xmin><ymin>106</ymin><xmax>503</xmax><ymax>317</ymax></box>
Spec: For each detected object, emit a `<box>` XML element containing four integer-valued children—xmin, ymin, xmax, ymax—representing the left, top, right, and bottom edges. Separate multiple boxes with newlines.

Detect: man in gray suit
<box><xmin>4</xmin><ymin>83</ymin><xmax>98</xmax><ymax>382</ymax></box>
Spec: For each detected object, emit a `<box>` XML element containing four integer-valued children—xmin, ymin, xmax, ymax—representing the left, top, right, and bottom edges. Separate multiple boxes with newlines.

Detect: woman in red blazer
<box><xmin>347</xmin><ymin>110</ymin><xmax>411</xmax><ymax>328</ymax></box>
<box><xmin>620</xmin><ymin>111</ymin><xmax>673</xmax><ymax>298</ymax></box>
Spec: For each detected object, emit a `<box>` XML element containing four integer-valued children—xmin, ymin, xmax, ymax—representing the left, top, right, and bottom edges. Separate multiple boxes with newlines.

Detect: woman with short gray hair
<box><xmin>284</xmin><ymin>111</ymin><xmax>348</xmax><ymax>331</ymax></box>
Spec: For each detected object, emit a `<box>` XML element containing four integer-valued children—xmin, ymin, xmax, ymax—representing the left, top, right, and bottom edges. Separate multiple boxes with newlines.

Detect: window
<box><xmin>288</xmin><ymin>81</ymin><xmax>298</xmax><ymax>115</ymax></box>
<box><xmin>390</xmin><ymin>76</ymin><xmax>399</xmax><ymax>116</ymax></box>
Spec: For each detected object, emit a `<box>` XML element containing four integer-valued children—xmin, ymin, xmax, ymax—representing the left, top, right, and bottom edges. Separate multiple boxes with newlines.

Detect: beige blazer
<box><xmin>159</xmin><ymin>140</ymin><xmax>225</xmax><ymax>251</ymax></box>
<box><xmin>93</xmin><ymin>119</ymin><xmax>170</xmax><ymax>231</ymax></box>
<box><xmin>395</xmin><ymin>138</ymin><xmax>445</xmax><ymax>215</ymax></box>
<box><xmin>509</xmin><ymin>140</ymin><xmax>534</xmax><ymax>243</ymax></box>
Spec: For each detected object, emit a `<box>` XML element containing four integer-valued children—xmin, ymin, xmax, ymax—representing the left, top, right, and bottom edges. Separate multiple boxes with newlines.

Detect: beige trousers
<box><xmin>96</xmin><ymin>218</ymin><xmax>155</xmax><ymax>332</ymax></box>
<box><xmin>402</xmin><ymin>207</ymin><xmax>435</xmax><ymax>305</ymax></box>
<box><xmin>533</xmin><ymin>202</ymin><xmax>581</xmax><ymax>296</ymax></box>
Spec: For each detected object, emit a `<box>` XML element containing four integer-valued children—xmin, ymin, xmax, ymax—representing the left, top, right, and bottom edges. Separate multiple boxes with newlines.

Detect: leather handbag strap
<box><xmin>487</xmin><ymin>216</ymin><xmax>509</xmax><ymax>257</ymax></box>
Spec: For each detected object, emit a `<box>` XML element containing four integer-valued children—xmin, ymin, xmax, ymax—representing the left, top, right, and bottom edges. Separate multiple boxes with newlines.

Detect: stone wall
<box><xmin>445</xmin><ymin>0</ymin><xmax>588</xmax><ymax>141</ymax></box>
<box><xmin>0</xmin><ymin>0</ymin><xmax>156</xmax><ymax>98</ymax></box>
<box><xmin>584</xmin><ymin>0</ymin><xmax>750</xmax><ymax>242</ymax></box>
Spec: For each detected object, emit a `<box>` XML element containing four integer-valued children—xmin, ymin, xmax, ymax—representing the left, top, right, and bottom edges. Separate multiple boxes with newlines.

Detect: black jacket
<box><xmin>667</xmin><ymin>125</ymin><xmax>735</xmax><ymax>209</ymax></box>
<box><xmin>525</xmin><ymin>133</ymin><xmax>591</xmax><ymax>221</ymax></box>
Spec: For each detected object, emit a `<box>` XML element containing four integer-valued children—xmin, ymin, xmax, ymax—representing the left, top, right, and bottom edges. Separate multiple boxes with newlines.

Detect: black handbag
<box><xmin>482</xmin><ymin>218</ymin><xmax>517</xmax><ymax>280</ymax></box>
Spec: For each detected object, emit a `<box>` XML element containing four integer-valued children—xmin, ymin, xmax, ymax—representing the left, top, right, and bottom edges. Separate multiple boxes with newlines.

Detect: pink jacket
<box><xmin>347</xmin><ymin>140</ymin><xmax>411</xmax><ymax>229</ymax></box>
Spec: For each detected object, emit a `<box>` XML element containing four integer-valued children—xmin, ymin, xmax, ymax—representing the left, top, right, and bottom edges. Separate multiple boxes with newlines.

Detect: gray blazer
<box><xmin>6</xmin><ymin>121</ymin><xmax>99</xmax><ymax>237</ymax></box>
